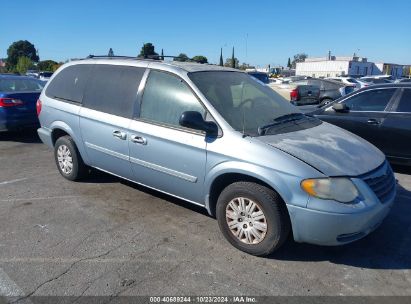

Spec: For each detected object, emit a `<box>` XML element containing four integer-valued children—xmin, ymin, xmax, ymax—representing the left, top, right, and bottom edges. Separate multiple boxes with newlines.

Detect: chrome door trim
<box><xmin>85</xmin><ymin>142</ymin><xmax>129</xmax><ymax>161</ymax></box>
<box><xmin>129</xmin><ymin>156</ymin><xmax>198</xmax><ymax>183</ymax></box>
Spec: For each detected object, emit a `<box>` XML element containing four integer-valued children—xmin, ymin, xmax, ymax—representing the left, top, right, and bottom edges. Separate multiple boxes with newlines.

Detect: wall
<box><xmin>348</xmin><ymin>61</ymin><xmax>375</xmax><ymax>76</ymax></box>
<box><xmin>296</xmin><ymin>60</ymin><xmax>350</xmax><ymax>77</ymax></box>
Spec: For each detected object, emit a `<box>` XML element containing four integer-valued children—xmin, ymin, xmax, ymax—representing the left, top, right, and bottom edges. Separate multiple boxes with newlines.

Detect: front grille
<box><xmin>362</xmin><ymin>162</ymin><xmax>396</xmax><ymax>204</ymax></box>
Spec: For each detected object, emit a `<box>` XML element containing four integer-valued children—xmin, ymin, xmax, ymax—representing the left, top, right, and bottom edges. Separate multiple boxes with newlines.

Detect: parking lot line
<box><xmin>0</xmin><ymin>178</ymin><xmax>28</xmax><ymax>186</ymax></box>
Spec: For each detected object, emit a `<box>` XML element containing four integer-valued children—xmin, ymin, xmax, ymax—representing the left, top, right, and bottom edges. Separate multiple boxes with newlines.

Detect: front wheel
<box><xmin>216</xmin><ymin>182</ymin><xmax>290</xmax><ymax>256</ymax></box>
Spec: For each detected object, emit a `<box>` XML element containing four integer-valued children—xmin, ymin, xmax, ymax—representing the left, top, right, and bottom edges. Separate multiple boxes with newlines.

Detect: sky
<box><xmin>2</xmin><ymin>0</ymin><xmax>410</xmax><ymax>67</ymax></box>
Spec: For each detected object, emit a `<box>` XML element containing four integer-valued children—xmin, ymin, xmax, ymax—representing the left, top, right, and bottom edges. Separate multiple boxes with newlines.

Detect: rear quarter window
<box><xmin>45</xmin><ymin>64</ymin><xmax>93</xmax><ymax>103</ymax></box>
<box><xmin>82</xmin><ymin>65</ymin><xmax>145</xmax><ymax>118</ymax></box>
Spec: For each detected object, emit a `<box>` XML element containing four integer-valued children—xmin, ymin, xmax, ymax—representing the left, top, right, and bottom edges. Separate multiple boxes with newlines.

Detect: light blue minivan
<box><xmin>37</xmin><ymin>57</ymin><xmax>396</xmax><ymax>256</ymax></box>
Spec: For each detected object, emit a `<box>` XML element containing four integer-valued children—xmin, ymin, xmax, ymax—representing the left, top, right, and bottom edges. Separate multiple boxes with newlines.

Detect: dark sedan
<box><xmin>308</xmin><ymin>83</ymin><xmax>411</xmax><ymax>166</ymax></box>
<box><xmin>0</xmin><ymin>75</ymin><xmax>45</xmax><ymax>131</ymax></box>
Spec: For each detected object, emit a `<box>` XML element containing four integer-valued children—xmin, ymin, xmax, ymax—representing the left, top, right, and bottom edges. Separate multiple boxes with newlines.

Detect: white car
<box><xmin>327</xmin><ymin>77</ymin><xmax>370</xmax><ymax>89</ymax></box>
<box><xmin>38</xmin><ymin>71</ymin><xmax>53</xmax><ymax>82</ymax></box>
<box><xmin>269</xmin><ymin>78</ymin><xmax>288</xmax><ymax>84</ymax></box>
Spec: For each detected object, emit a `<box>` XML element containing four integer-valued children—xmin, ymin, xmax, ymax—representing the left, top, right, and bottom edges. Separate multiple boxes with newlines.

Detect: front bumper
<box><xmin>287</xmin><ymin>161</ymin><xmax>396</xmax><ymax>246</ymax></box>
<box><xmin>287</xmin><ymin>195</ymin><xmax>394</xmax><ymax>245</ymax></box>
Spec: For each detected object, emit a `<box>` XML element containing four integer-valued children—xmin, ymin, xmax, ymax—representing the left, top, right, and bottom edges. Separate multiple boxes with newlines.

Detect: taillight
<box><xmin>36</xmin><ymin>99</ymin><xmax>42</xmax><ymax>116</ymax></box>
<box><xmin>0</xmin><ymin>98</ymin><xmax>24</xmax><ymax>107</ymax></box>
<box><xmin>290</xmin><ymin>89</ymin><xmax>299</xmax><ymax>101</ymax></box>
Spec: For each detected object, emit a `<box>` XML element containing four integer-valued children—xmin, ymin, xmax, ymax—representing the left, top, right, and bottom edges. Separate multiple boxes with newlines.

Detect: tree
<box><xmin>138</xmin><ymin>43</ymin><xmax>158</xmax><ymax>58</ymax></box>
<box><xmin>16</xmin><ymin>56</ymin><xmax>33</xmax><ymax>75</ymax></box>
<box><xmin>238</xmin><ymin>62</ymin><xmax>255</xmax><ymax>70</ymax></box>
<box><xmin>7</xmin><ymin>40</ymin><xmax>39</xmax><ymax>70</ymax></box>
<box><xmin>287</xmin><ymin>57</ymin><xmax>291</xmax><ymax>68</ymax></box>
<box><xmin>231</xmin><ymin>47</ymin><xmax>235</xmax><ymax>68</ymax></box>
<box><xmin>37</xmin><ymin>60</ymin><xmax>58</xmax><ymax>72</ymax></box>
<box><xmin>192</xmin><ymin>55</ymin><xmax>208</xmax><ymax>64</ymax></box>
<box><xmin>173</xmin><ymin>53</ymin><xmax>189</xmax><ymax>62</ymax></box>
<box><xmin>224</xmin><ymin>57</ymin><xmax>239</xmax><ymax>68</ymax></box>
<box><xmin>219</xmin><ymin>48</ymin><xmax>223</xmax><ymax>66</ymax></box>
<box><xmin>108</xmin><ymin>48</ymin><xmax>114</xmax><ymax>57</ymax></box>
<box><xmin>52</xmin><ymin>62</ymin><xmax>64</xmax><ymax>72</ymax></box>
<box><xmin>291</xmin><ymin>53</ymin><xmax>307</xmax><ymax>69</ymax></box>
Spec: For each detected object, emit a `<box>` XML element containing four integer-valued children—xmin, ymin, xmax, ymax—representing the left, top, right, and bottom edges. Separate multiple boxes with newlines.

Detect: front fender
<box><xmin>204</xmin><ymin>161</ymin><xmax>310</xmax><ymax>214</ymax></box>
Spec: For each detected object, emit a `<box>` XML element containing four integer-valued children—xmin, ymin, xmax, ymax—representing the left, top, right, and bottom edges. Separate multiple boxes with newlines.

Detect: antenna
<box><xmin>242</xmin><ymin>107</ymin><xmax>246</xmax><ymax>138</ymax></box>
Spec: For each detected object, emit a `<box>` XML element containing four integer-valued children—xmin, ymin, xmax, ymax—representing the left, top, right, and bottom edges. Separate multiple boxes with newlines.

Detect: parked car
<box><xmin>327</xmin><ymin>76</ymin><xmax>370</xmax><ymax>89</ymax></box>
<box><xmin>361</xmin><ymin>75</ymin><xmax>395</xmax><ymax>81</ymax></box>
<box><xmin>26</xmin><ymin>70</ymin><xmax>39</xmax><ymax>78</ymax></box>
<box><xmin>307</xmin><ymin>83</ymin><xmax>411</xmax><ymax>166</ymax></box>
<box><xmin>246</xmin><ymin>71</ymin><xmax>270</xmax><ymax>84</ymax></box>
<box><xmin>37</xmin><ymin>58</ymin><xmax>395</xmax><ymax>256</ymax></box>
<box><xmin>395</xmin><ymin>78</ymin><xmax>411</xmax><ymax>83</ymax></box>
<box><xmin>269</xmin><ymin>78</ymin><xmax>288</xmax><ymax>84</ymax></box>
<box><xmin>290</xmin><ymin>84</ymin><xmax>320</xmax><ymax>105</ymax></box>
<box><xmin>38</xmin><ymin>71</ymin><xmax>53</xmax><ymax>82</ymax></box>
<box><xmin>0</xmin><ymin>75</ymin><xmax>44</xmax><ymax>131</ymax></box>
<box><xmin>360</xmin><ymin>77</ymin><xmax>393</xmax><ymax>84</ymax></box>
<box><xmin>292</xmin><ymin>78</ymin><xmax>355</xmax><ymax>105</ymax></box>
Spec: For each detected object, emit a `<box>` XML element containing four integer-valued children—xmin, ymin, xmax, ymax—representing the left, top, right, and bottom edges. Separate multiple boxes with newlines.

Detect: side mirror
<box><xmin>332</xmin><ymin>103</ymin><xmax>349</xmax><ymax>112</ymax></box>
<box><xmin>179</xmin><ymin>111</ymin><xmax>218</xmax><ymax>135</ymax></box>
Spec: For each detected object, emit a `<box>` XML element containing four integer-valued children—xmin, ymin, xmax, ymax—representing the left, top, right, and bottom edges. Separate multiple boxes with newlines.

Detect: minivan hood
<box><xmin>258</xmin><ymin>122</ymin><xmax>385</xmax><ymax>177</ymax></box>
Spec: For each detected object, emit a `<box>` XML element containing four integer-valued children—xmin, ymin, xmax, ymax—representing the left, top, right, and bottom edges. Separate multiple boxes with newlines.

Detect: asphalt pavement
<box><xmin>0</xmin><ymin>130</ymin><xmax>410</xmax><ymax>300</ymax></box>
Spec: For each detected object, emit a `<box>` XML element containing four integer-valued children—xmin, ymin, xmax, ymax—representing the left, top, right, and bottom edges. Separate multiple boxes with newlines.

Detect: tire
<box><xmin>320</xmin><ymin>98</ymin><xmax>333</xmax><ymax>106</ymax></box>
<box><xmin>216</xmin><ymin>182</ymin><xmax>290</xmax><ymax>256</ymax></box>
<box><xmin>54</xmin><ymin>135</ymin><xmax>87</xmax><ymax>181</ymax></box>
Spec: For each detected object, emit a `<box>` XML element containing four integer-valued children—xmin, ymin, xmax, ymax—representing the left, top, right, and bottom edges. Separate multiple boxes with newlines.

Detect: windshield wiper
<box><xmin>257</xmin><ymin>113</ymin><xmax>306</xmax><ymax>136</ymax></box>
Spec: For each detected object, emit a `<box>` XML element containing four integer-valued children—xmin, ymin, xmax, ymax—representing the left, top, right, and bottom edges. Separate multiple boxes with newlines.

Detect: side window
<box><xmin>45</xmin><ymin>64</ymin><xmax>92</xmax><ymax>103</ymax></box>
<box><xmin>308</xmin><ymin>79</ymin><xmax>322</xmax><ymax>88</ymax></box>
<box><xmin>140</xmin><ymin>71</ymin><xmax>205</xmax><ymax>128</ymax></box>
<box><xmin>396</xmin><ymin>89</ymin><xmax>411</xmax><ymax>112</ymax></box>
<box><xmin>82</xmin><ymin>65</ymin><xmax>145</xmax><ymax>118</ymax></box>
<box><xmin>343</xmin><ymin>88</ymin><xmax>396</xmax><ymax>111</ymax></box>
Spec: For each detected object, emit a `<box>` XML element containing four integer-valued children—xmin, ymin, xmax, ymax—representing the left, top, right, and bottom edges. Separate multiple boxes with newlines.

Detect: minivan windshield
<box><xmin>189</xmin><ymin>71</ymin><xmax>320</xmax><ymax>136</ymax></box>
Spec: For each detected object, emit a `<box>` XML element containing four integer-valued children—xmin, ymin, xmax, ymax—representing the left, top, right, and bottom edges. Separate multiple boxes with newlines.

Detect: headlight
<box><xmin>301</xmin><ymin>178</ymin><xmax>359</xmax><ymax>203</ymax></box>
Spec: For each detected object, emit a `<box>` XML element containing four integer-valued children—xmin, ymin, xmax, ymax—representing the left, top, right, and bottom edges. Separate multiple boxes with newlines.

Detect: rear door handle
<box><xmin>130</xmin><ymin>135</ymin><xmax>147</xmax><ymax>145</ymax></box>
<box><xmin>112</xmin><ymin>130</ymin><xmax>127</xmax><ymax>140</ymax></box>
<box><xmin>367</xmin><ymin>119</ymin><xmax>380</xmax><ymax>125</ymax></box>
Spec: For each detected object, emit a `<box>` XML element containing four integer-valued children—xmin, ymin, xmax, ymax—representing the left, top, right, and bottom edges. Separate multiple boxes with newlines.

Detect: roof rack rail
<box><xmin>86</xmin><ymin>55</ymin><xmax>143</xmax><ymax>60</ymax></box>
<box><xmin>85</xmin><ymin>54</ymin><xmax>206</xmax><ymax>63</ymax></box>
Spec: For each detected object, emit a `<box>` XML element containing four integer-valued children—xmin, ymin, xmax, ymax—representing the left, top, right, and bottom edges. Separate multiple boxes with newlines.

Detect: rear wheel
<box><xmin>54</xmin><ymin>135</ymin><xmax>87</xmax><ymax>181</ymax></box>
<box><xmin>216</xmin><ymin>182</ymin><xmax>290</xmax><ymax>256</ymax></box>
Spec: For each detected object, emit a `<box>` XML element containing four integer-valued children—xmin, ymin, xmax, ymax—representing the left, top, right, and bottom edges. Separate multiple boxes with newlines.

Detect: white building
<box><xmin>296</xmin><ymin>55</ymin><xmax>381</xmax><ymax>78</ymax></box>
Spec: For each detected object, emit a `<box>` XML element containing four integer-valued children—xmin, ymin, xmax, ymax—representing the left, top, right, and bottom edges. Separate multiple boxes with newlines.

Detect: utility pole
<box><xmin>231</xmin><ymin>47</ymin><xmax>235</xmax><ymax>68</ymax></box>
<box><xmin>219</xmin><ymin>48</ymin><xmax>223</xmax><ymax>66</ymax></box>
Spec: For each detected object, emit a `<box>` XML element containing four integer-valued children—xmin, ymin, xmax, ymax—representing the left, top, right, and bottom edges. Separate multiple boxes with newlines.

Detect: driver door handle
<box><xmin>367</xmin><ymin>118</ymin><xmax>380</xmax><ymax>125</ymax></box>
<box><xmin>130</xmin><ymin>135</ymin><xmax>147</xmax><ymax>145</ymax></box>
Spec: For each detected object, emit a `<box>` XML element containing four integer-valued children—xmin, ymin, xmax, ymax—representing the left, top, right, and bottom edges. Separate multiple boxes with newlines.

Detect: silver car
<box><xmin>36</xmin><ymin>57</ymin><xmax>396</xmax><ymax>256</ymax></box>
